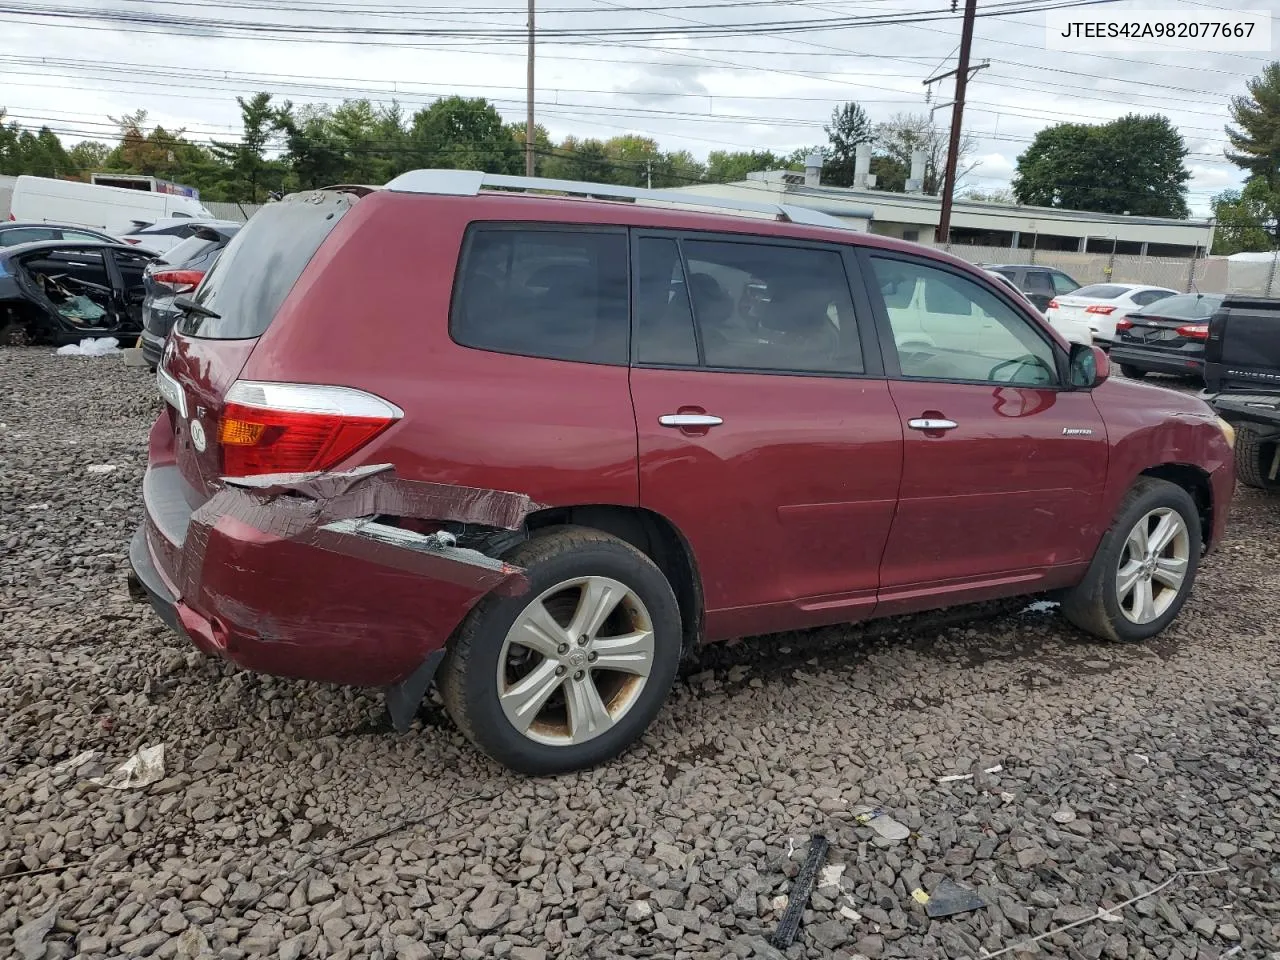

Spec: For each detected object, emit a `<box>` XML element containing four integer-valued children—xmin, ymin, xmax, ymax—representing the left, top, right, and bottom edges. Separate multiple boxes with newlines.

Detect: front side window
<box><xmin>681</xmin><ymin>239</ymin><xmax>863</xmax><ymax>374</ymax></box>
<box><xmin>452</xmin><ymin>227</ymin><xmax>630</xmax><ymax>365</ymax></box>
<box><xmin>871</xmin><ymin>256</ymin><xmax>1058</xmax><ymax>386</ymax></box>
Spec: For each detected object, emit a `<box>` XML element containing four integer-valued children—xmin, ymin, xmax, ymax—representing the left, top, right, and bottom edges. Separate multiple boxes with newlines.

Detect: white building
<box><xmin>673</xmin><ymin>166</ymin><xmax>1215</xmax><ymax>259</ymax></box>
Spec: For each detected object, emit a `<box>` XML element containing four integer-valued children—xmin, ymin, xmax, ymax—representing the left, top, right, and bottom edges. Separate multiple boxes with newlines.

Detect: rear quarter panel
<box><xmin>1091</xmin><ymin>376</ymin><xmax>1234</xmax><ymax>547</ymax></box>
<box><xmin>241</xmin><ymin>191</ymin><xmax>639</xmax><ymax>509</ymax></box>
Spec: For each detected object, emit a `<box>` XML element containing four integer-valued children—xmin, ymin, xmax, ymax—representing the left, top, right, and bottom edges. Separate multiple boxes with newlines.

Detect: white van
<box><xmin>8</xmin><ymin>176</ymin><xmax>214</xmax><ymax>236</ymax></box>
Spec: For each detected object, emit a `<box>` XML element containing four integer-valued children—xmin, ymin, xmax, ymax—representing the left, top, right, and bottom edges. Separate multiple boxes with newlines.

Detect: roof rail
<box><xmin>382</xmin><ymin>169</ymin><xmax>860</xmax><ymax>231</ymax></box>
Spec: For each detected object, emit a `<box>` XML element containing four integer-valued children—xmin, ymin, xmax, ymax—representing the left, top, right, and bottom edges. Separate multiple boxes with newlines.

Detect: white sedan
<box><xmin>1046</xmin><ymin>283</ymin><xmax>1179</xmax><ymax>345</ymax></box>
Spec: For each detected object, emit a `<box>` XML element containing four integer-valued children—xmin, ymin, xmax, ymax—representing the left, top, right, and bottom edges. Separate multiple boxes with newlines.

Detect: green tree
<box><xmin>706</xmin><ymin>149</ymin><xmax>782</xmax><ymax>182</ymax></box>
<box><xmin>823</xmin><ymin>102</ymin><xmax>873</xmax><ymax>187</ymax></box>
<box><xmin>409</xmin><ymin>96</ymin><xmax>520</xmax><ymax>175</ymax></box>
<box><xmin>509</xmin><ymin>121</ymin><xmax>552</xmax><ymax>175</ymax></box>
<box><xmin>1013</xmin><ymin>114</ymin><xmax>1190</xmax><ymax>217</ymax></box>
<box><xmin>1226</xmin><ymin>62</ymin><xmax>1280</xmax><ymax>188</ymax></box>
<box><xmin>209</xmin><ymin>93</ymin><xmax>284</xmax><ymax>202</ymax></box>
<box><xmin>1211</xmin><ymin>180</ymin><xmax>1277</xmax><ymax>254</ymax></box>
<box><xmin>68</xmin><ymin>140</ymin><xmax>111</xmax><ymax>173</ymax></box>
<box><xmin>1224</xmin><ymin>62</ymin><xmax>1280</xmax><ymax>246</ymax></box>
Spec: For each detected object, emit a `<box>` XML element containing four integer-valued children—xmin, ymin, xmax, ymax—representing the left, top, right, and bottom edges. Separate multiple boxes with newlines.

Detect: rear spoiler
<box><xmin>316</xmin><ymin>184</ymin><xmax>380</xmax><ymax>198</ymax></box>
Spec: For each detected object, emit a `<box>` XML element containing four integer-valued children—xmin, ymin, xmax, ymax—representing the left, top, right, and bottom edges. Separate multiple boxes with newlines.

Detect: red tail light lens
<box><xmin>1115</xmin><ymin>319</ymin><xmax>1134</xmax><ymax>332</ymax></box>
<box><xmin>1176</xmin><ymin>323</ymin><xmax>1209</xmax><ymax>340</ymax></box>
<box><xmin>218</xmin><ymin>382</ymin><xmax>401</xmax><ymax>477</ymax></box>
<box><xmin>1085</xmin><ymin>304</ymin><xmax>1116</xmax><ymax>315</ymax></box>
<box><xmin>122</xmin><ymin>237</ymin><xmax>141</xmax><ymax>244</ymax></box>
<box><xmin>1047</xmin><ymin>299</ymin><xmax>1059</xmax><ymax>310</ymax></box>
<box><xmin>152</xmin><ymin>269</ymin><xmax>205</xmax><ymax>294</ymax></box>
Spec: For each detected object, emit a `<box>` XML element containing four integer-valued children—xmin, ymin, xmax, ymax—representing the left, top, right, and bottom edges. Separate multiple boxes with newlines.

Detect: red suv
<box><xmin>129</xmin><ymin>172</ymin><xmax>1236</xmax><ymax>774</ymax></box>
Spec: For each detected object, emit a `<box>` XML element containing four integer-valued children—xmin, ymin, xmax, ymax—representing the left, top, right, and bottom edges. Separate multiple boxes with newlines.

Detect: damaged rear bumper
<box><xmin>129</xmin><ymin>461</ymin><xmax>533</xmax><ymax>689</ymax></box>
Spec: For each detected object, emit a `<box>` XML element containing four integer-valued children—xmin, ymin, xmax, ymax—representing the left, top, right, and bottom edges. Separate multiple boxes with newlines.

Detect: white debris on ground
<box><xmin>1</xmin><ymin>347</ymin><xmax>1278</xmax><ymax>959</ymax></box>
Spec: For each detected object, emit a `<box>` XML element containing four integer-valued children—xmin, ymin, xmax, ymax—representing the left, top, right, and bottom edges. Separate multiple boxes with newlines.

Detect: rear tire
<box><xmin>1119</xmin><ymin>364</ymin><xmax>1147</xmax><ymax>379</ymax></box>
<box><xmin>438</xmin><ymin>526</ymin><xmax>682</xmax><ymax>775</ymax></box>
<box><xmin>1060</xmin><ymin>478</ymin><xmax>1201</xmax><ymax>642</ymax></box>
<box><xmin>1234</xmin><ymin>427</ymin><xmax>1280</xmax><ymax>492</ymax></box>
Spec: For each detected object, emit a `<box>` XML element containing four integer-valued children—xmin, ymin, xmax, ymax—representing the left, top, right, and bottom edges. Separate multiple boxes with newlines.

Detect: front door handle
<box><xmin>659</xmin><ymin>414</ymin><xmax>723</xmax><ymax>428</ymax></box>
<box><xmin>907</xmin><ymin>418</ymin><xmax>958</xmax><ymax>431</ymax></box>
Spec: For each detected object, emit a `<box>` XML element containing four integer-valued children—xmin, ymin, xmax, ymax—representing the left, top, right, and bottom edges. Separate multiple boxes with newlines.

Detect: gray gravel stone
<box><xmin>1</xmin><ymin>352</ymin><xmax>1276</xmax><ymax>960</ymax></box>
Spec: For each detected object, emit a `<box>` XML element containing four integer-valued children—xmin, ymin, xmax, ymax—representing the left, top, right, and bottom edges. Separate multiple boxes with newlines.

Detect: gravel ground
<box><xmin>1</xmin><ymin>346</ymin><xmax>1278</xmax><ymax>960</ymax></box>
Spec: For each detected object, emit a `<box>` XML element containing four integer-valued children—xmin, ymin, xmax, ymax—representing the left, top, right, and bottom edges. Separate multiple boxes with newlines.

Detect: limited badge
<box><xmin>190</xmin><ymin>418</ymin><xmax>207</xmax><ymax>452</ymax></box>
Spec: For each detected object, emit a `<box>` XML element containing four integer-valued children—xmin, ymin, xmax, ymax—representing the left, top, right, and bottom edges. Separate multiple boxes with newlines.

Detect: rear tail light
<box><xmin>1115</xmin><ymin>319</ymin><xmax>1134</xmax><ymax>332</ymax></box>
<box><xmin>1047</xmin><ymin>299</ymin><xmax>1059</xmax><ymax>310</ymax></box>
<box><xmin>152</xmin><ymin>269</ymin><xmax>205</xmax><ymax>294</ymax></box>
<box><xmin>121</xmin><ymin>237</ymin><xmax>141</xmax><ymax>245</ymax></box>
<box><xmin>1085</xmin><ymin>305</ymin><xmax>1116</xmax><ymax>315</ymax></box>
<box><xmin>1176</xmin><ymin>323</ymin><xmax>1209</xmax><ymax>340</ymax></box>
<box><xmin>218</xmin><ymin>381</ymin><xmax>402</xmax><ymax>477</ymax></box>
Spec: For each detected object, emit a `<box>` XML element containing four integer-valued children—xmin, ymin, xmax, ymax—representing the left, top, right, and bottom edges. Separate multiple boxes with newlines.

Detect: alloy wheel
<box><xmin>1115</xmin><ymin>507</ymin><xmax>1191</xmax><ymax>625</ymax></box>
<box><xmin>496</xmin><ymin>576</ymin><xmax>655</xmax><ymax>746</ymax></box>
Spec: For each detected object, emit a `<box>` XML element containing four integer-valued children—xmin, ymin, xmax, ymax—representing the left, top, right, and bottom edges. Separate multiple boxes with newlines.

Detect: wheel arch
<box><xmin>1138</xmin><ymin>462</ymin><xmax>1212</xmax><ymax>546</ymax></box>
<box><xmin>525</xmin><ymin>503</ymin><xmax>704</xmax><ymax>658</ymax></box>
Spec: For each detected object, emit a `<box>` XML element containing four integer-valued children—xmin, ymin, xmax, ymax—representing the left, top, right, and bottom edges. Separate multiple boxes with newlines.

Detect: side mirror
<box><xmin>1068</xmin><ymin>342</ymin><xmax>1110</xmax><ymax>388</ymax></box>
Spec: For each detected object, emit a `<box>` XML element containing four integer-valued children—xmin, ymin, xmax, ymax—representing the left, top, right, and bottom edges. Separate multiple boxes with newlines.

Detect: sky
<box><xmin>0</xmin><ymin>0</ymin><xmax>1276</xmax><ymax>216</ymax></box>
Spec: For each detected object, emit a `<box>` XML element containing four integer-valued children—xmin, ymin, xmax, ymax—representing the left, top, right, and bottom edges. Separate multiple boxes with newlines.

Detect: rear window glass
<box><xmin>1074</xmin><ymin>284</ymin><xmax>1128</xmax><ymax>299</ymax></box>
<box><xmin>451</xmin><ymin>226</ymin><xmax>630</xmax><ymax>365</ymax></box>
<box><xmin>1144</xmin><ymin>294</ymin><xmax>1223</xmax><ymax>320</ymax></box>
<box><xmin>178</xmin><ymin>194</ymin><xmax>350</xmax><ymax>339</ymax></box>
<box><xmin>161</xmin><ymin>235</ymin><xmax>223</xmax><ymax>266</ymax></box>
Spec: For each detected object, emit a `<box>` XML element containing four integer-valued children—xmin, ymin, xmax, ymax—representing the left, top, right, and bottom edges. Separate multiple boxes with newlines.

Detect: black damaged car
<box><xmin>0</xmin><ymin>240</ymin><xmax>157</xmax><ymax>345</ymax></box>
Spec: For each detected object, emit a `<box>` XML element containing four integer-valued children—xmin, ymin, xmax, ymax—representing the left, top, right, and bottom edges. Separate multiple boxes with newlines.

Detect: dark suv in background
<box><xmin>139</xmin><ymin>223</ymin><xmax>240</xmax><ymax>368</ymax></box>
<box><xmin>986</xmin><ymin>264</ymin><xmax>1081</xmax><ymax>313</ymax></box>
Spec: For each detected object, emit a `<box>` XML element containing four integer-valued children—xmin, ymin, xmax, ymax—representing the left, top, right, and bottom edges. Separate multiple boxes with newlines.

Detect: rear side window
<box><xmin>1050</xmin><ymin>271</ymin><xmax>1079</xmax><ymax>294</ymax></box>
<box><xmin>451</xmin><ymin>226</ymin><xmax>630</xmax><ymax>365</ymax></box>
<box><xmin>1023</xmin><ymin>271</ymin><xmax>1052</xmax><ymax>295</ymax></box>
<box><xmin>179</xmin><ymin>193</ymin><xmax>350</xmax><ymax>339</ymax></box>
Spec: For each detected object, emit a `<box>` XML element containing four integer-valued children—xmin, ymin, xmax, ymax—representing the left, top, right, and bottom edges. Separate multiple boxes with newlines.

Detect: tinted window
<box><xmin>1050</xmin><ymin>272</ymin><xmax>1079</xmax><ymax>294</ymax></box>
<box><xmin>681</xmin><ymin>239</ymin><xmax>862</xmax><ymax>374</ymax></box>
<box><xmin>161</xmin><ymin>235</ymin><xmax>223</xmax><ymax>266</ymax></box>
<box><xmin>1144</xmin><ymin>294</ymin><xmax>1223</xmax><ymax>320</ymax></box>
<box><xmin>1074</xmin><ymin>284</ymin><xmax>1128</xmax><ymax>299</ymax></box>
<box><xmin>1131</xmin><ymin>289</ymin><xmax>1175</xmax><ymax>307</ymax></box>
<box><xmin>1</xmin><ymin>226</ymin><xmax>59</xmax><ymax>246</ymax></box>
<box><xmin>60</xmin><ymin>230</ymin><xmax>109</xmax><ymax>243</ymax></box>
<box><xmin>179</xmin><ymin>193</ymin><xmax>350</xmax><ymax>339</ymax></box>
<box><xmin>452</xmin><ymin>227</ymin><xmax>629</xmax><ymax>365</ymax></box>
<box><xmin>634</xmin><ymin>237</ymin><xmax>698</xmax><ymax>365</ymax></box>
<box><xmin>1023</xmin><ymin>271</ymin><xmax>1052</xmax><ymax>294</ymax></box>
<box><xmin>871</xmin><ymin>256</ymin><xmax>1057</xmax><ymax>386</ymax></box>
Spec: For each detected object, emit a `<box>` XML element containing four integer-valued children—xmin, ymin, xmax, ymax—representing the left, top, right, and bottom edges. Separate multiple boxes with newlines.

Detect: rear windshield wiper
<box><xmin>173</xmin><ymin>296</ymin><xmax>220</xmax><ymax>320</ymax></box>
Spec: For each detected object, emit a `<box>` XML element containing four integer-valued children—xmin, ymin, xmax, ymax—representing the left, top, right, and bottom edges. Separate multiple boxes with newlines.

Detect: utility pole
<box><xmin>936</xmin><ymin>0</ymin><xmax>977</xmax><ymax>245</ymax></box>
<box><xmin>646</xmin><ymin>159</ymin><xmax>652</xmax><ymax>189</ymax></box>
<box><xmin>525</xmin><ymin>0</ymin><xmax>536</xmax><ymax>177</ymax></box>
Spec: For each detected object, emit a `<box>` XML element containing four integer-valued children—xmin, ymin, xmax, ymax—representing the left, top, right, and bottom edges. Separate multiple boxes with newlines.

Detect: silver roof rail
<box><xmin>382</xmin><ymin>169</ymin><xmax>860</xmax><ymax>231</ymax></box>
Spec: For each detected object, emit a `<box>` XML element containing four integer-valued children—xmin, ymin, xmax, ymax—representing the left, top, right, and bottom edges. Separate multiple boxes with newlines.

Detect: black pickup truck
<box><xmin>1204</xmin><ymin>294</ymin><xmax>1280</xmax><ymax>492</ymax></box>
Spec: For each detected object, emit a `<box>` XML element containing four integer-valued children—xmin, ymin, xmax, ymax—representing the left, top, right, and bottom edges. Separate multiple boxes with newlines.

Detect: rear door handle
<box><xmin>659</xmin><ymin>414</ymin><xmax>723</xmax><ymax>428</ymax></box>
<box><xmin>907</xmin><ymin>418</ymin><xmax>958</xmax><ymax>431</ymax></box>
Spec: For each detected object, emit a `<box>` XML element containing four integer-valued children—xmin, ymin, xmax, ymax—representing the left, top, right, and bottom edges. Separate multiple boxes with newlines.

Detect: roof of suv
<box><xmin>363</xmin><ymin>170</ymin><xmax>980</xmax><ymax>277</ymax></box>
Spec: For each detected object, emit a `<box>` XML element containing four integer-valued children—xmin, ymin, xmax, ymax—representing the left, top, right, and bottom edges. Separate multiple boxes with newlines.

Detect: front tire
<box><xmin>1119</xmin><ymin>364</ymin><xmax>1147</xmax><ymax>380</ymax></box>
<box><xmin>438</xmin><ymin>527</ymin><xmax>682</xmax><ymax>775</ymax></box>
<box><xmin>1061</xmin><ymin>478</ymin><xmax>1201</xmax><ymax>642</ymax></box>
<box><xmin>1234</xmin><ymin>427</ymin><xmax>1280</xmax><ymax>492</ymax></box>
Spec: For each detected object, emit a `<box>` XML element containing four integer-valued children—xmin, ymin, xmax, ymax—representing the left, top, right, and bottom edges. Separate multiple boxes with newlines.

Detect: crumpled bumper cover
<box><xmin>129</xmin><ymin>459</ymin><xmax>535</xmax><ymax>688</ymax></box>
